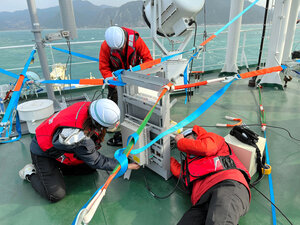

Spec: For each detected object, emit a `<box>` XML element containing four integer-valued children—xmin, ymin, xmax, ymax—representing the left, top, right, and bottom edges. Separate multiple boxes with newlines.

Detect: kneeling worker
<box><xmin>171</xmin><ymin>125</ymin><xmax>251</xmax><ymax>225</ymax></box>
<box><xmin>19</xmin><ymin>99</ymin><xmax>139</xmax><ymax>202</ymax></box>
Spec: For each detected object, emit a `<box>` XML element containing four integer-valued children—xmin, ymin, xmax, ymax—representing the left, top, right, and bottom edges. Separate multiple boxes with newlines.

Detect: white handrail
<box><xmin>1</xmin><ymin>26</ymin><xmax>298</xmax><ymax>75</ymax></box>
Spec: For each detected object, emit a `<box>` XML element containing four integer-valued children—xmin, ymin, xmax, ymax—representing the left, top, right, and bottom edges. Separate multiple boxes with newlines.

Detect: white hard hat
<box><xmin>89</xmin><ymin>99</ymin><xmax>120</xmax><ymax>128</ymax></box>
<box><xmin>105</xmin><ymin>26</ymin><xmax>125</xmax><ymax>49</ymax></box>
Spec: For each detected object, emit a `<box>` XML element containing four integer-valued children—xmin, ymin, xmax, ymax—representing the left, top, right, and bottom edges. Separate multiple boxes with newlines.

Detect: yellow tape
<box><xmin>170</xmin><ymin>120</ymin><xmax>183</xmax><ymax>134</ymax></box>
<box><xmin>262</xmin><ymin>164</ymin><xmax>271</xmax><ymax>175</ymax></box>
<box><xmin>133</xmin><ymin>155</ymin><xmax>140</xmax><ymax>164</ymax></box>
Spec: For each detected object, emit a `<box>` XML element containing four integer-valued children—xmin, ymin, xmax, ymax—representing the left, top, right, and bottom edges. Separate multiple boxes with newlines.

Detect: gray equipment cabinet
<box><xmin>118</xmin><ymin>70</ymin><xmax>173</xmax><ymax>180</ymax></box>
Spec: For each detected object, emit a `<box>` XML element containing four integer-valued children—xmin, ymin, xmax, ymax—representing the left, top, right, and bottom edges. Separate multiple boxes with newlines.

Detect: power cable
<box><xmin>250</xmin><ymin>184</ymin><xmax>294</xmax><ymax>225</ymax></box>
<box><xmin>248</xmin><ymin>0</ymin><xmax>270</xmax><ymax>87</ymax></box>
<box><xmin>185</xmin><ymin>124</ymin><xmax>300</xmax><ymax>142</ymax></box>
<box><xmin>187</xmin><ymin>20</ymin><xmax>198</xmax><ymax>102</ymax></box>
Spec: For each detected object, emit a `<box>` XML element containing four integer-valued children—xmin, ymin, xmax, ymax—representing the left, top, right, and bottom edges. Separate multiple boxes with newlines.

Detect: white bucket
<box><xmin>17</xmin><ymin>99</ymin><xmax>54</xmax><ymax>134</ymax></box>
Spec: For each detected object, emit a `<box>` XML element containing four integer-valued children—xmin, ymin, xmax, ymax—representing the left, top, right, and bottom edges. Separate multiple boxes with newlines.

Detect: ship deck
<box><xmin>0</xmin><ymin>71</ymin><xmax>300</xmax><ymax>225</ymax></box>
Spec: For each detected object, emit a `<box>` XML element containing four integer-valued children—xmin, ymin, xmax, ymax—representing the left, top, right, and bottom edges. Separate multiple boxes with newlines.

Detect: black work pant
<box><xmin>177</xmin><ymin>180</ymin><xmax>250</xmax><ymax>225</ymax></box>
<box><xmin>107</xmin><ymin>86</ymin><xmax>118</xmax><ymax>104</ymax></box>
<box><xmin>30</xmin><ymin>152</ymin><xmax>95</xmax><ymax>202</ymax></box>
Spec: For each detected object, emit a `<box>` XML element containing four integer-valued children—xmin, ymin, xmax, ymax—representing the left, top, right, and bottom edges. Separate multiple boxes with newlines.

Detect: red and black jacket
<box><xmin>110</xmin><ymin>27</ymin><xmax>140</xmax><ymax>70</ymax></box>
<box><xmin>35</xmin><ymin>102</ymin><xmax>91</xmax><ymax>165</ymax></box>
<box><xmin>182</xmin><ymin>143</ymin><xmax>251</xmax><ymax>188</ymax></box>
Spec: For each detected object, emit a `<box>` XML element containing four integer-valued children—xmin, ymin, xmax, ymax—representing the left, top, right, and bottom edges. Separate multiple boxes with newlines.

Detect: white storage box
<box><xmin>224</xmin><ymin>134</ymin><xmax>266</xmax><ymax>177</ymax></box>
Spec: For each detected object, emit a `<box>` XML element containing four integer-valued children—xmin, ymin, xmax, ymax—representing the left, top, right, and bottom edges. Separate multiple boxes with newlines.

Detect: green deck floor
<box><xmin>0</xmin><ymin>75</ymin><xmax>300</xmax><ymax>225</ymax></box>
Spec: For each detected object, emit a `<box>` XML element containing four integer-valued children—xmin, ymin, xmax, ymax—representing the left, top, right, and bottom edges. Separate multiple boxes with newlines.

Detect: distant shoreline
<box><xmin>0</xmin><ymin>23</ymin><xmax>268</xmax><ymax>32</ymax></box>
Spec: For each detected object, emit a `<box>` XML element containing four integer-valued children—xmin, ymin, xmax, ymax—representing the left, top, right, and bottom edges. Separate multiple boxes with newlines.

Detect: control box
<box><xmin>224</xmin><ymin>134</ymin><xmax>266</xmax><ymax>177</ymax></box>
<box><xmin>120</xmin><ymin>118</ymin><xmax>150</xmax><ymax>166</ymax></box>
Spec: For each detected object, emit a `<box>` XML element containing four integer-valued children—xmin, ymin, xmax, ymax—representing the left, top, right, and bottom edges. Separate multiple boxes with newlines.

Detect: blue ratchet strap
<box><xmin>0</xmin><ymin>50</ymin><xmax>35</xmax><ymax>142</ymax></box>
<box><xmin>115</xmin><ymin>133</ymin><xmax>140</xmax><ymax>178</ymax></box>
<box><xmin>0</xmin><ymin>68</ymin><xmax>19</xmax><ymax>79</ymax></box>
<box><xmin>114</xmin><ymin>148</ymin><xmax>129</xmax><ymax>178</ymax></box>
<box><xmin>113</xmin><ymin>69</ymin><xmax>125</xmax><ymax>83</ymax></box>
<box><xmin>1</xmin><ymin>112</ymin><xmax>22</xmax><ymax>143</ymax></box>
<box><xmin>40</xmin><ymin>79</ymin><xmax>81</xmax><ymax>84</ymax></box>
<box><xmin>0</xmin><ymin>88</ymin><xmax>22</xmax><ymax>142</ymax></box>
<box><xmin>0</xmin><ymin>84</ymin><xmax>19</xmax><ymax>125</ymax></box>
<box><xmin>160</xmin><ymin>48</ymin><xmax>196</xmax><ymax>63</ymax></box>
<box><xmin>108</xmin><ymin>80</ymin><xmax>126</xmax><ymax>86</ymax></box>
<box><xmin>215</xmin><ymin>0</ymin><xmax>259</xmax><ymax>35</ymax></box>
<box><xmin>40</xmin><ymin>78</ymin><xmax>126</xmax><ymax>86</ymax></box>
<box><xmin>130</xmin><ymin>48</ymin><xmax>196</xmax><ymax>73</ymax></box>
<box><xmin>22</xmin><ymin>49</ymin><xmax>36</xmax><ymax>75</ymax></box>
<box><xmin>52</xmin><ymin>46</ymin><xmax>99</xmax><ymax>62</ymax></box>
<box><xmin>264</xmin><ymin>131</ymin><xmax>277</xmax><ymax>225</ymax></box>
<box><xmin>127</xmin><ymin>132</ymin><xmax>139</xmax><ymax>146</ymax></box>
<box><xmin>131</xmin><ymin>78</ymin><xmax>236</xmax><ymax>155</ymax></box>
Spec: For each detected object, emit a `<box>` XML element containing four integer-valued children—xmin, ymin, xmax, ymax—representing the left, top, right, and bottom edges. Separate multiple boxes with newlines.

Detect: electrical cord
<box><xmin>63</xmin><ymin>40</ymin><xmax>73</xmax><ymax>101</ymax></box>
<box><xmin>66</xmin><ymin>40</ymin><xmax>72</xmax><ymax>80</ymax></box>
<box><xmin>250</xmin><ymin>184</ymin><xmax>294</xmax><ymax>225</ymax></box>
<box><xmin>245</xmin><ymin>124</ymin><xmax>300</xmax><ymax>142</ymax></box>
<box><xmin>143</xmin><ymin>151</ymin><xmax>190</xmax><ymax>199</ymax></box>
<box><xmin>143</xmin><ymin>170</ymin><xmax>181</xmax><ymax>199</ymax></box>
<box><xmin>91</xmin><ymin>88</ymin><xmax>105</xmax><ymax>102</ymax></box>
<box><xmin>185</xmin><ymin>124</ymin><xmax>300</xmax><ymax>142</ymax></box>
<box><xmin>187</xmin><ymin>20</ymin><xmax>198</xmax><ymax>102</ymax></box>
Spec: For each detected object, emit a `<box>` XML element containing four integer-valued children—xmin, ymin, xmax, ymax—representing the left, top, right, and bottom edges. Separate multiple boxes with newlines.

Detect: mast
<box><xmin>282</xmin><ymin>0</ymin><xmax>300</xmax><ymax>62</ymax></box>
<box><xmin>26</xmin><ymin>0</ymin><xmax>60</xmax><ymax>108</ymax></box>
<box><xmin>59</xmin><ymin>0</ymin><xmax>78</xmax><ymax>40</ymax></box>
<box><xmin>221</xmin><ymin>0</ymin><xmax>244</xmax><ymax>74</ymax></box>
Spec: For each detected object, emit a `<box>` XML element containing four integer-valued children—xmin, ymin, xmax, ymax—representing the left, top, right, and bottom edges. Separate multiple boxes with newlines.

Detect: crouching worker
<box><xmin>19</xmin><ymin>99</ymin><xmax>139</xmax><ymax>202</ymax></box>
<box><xmin>171</xmin><ymin>125</ymin><xmax>251</xmax><ymax>225</ymax></box>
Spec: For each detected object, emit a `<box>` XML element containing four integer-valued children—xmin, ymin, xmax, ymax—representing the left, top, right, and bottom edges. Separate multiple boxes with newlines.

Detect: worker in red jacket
<box><xmin>99</xmin><ymin>26</ymin><xmax>153</xmax><ymax>146</ymax></box>
<box><xmin>99</xmin><ymin>26</ymin><xmax>153</xmax><ymax>104</ymax></box>
<box><xmin>19</xmin><ymin>99</ymin><xmax>139</xmax><ymax>202</ymax></box>
<box><xmin>171</xmin><ymin>125</ymin><xmax>251</xmax><ymax>225</ymax></box>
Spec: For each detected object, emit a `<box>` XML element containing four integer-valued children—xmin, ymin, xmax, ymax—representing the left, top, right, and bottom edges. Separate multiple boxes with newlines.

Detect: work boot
<box><xmin>170</xmin><ymin>157</ymin><xmax>181</xmax><ymax>178</ymax></box>
<box><xmin>107</xmin><ymin>131</ymin><xmax>122</xmax><ymax>147</ymax></box>
<box><xmin>19</xmin><ymin>164</ymin><xmax>36</xmax><ymax>182</ymax></box>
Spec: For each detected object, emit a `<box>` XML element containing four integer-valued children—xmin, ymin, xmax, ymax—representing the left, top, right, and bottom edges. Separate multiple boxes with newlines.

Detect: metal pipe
<box><xmin>58</xmin><ymin>0</ymin><xmax>78</xmax><ymax>40</ymax></box>
<box><xmin>221</xmin><ymin>0</ymin><xmax>244</xmax><ymax>73</ymax></box>
<box><xmin>26</xmin><ymin>0</ymin><xmax>60</xmax><ymax>109</ymax></box>
<box><xmin>282</xmin><ymin>0</ymin><xmax>300</xmax><ymax>62</ymax></box>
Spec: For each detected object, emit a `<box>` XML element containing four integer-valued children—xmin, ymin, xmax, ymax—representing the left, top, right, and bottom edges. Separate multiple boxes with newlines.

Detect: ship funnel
<box><xmin>59</xmin><ymin>0</ymin><xmax>77</xmax><ymax>40</ymax></box>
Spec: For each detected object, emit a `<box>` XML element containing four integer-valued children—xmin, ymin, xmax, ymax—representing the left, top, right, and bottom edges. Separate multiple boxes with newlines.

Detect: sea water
<box><xmin>0</xmin><ymin>24</ymin><xmax>300</xmax><ymax>84</ymax></box>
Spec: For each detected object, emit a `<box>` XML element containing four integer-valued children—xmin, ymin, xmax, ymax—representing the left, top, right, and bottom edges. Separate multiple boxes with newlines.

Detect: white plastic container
<box><xmin>17</xmin><ymin>99</ymin><xmax>54</xmax><ymax>134</ymax></box>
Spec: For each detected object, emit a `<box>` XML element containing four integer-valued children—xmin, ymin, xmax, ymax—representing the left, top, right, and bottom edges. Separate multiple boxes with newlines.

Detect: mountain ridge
<box><xmin>0</xmin><ymin>0</ymin><xmax>267</xmax><ymax>30</ymax></box>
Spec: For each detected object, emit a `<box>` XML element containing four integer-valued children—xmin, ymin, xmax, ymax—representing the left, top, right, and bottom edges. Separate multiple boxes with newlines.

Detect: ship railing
<box><xmin>0</xmin><ymin>27</ymin><xmax>298</xmax><ymax>79</ymax></box>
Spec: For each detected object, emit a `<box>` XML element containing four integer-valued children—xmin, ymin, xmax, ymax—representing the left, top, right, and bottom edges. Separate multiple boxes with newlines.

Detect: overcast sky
<box><xmin>0</xmin><ymin>0</ymin><xmax>134</xmax><ymax>12</ymax></box>
<box><xmin>0</xmin><ymin>0</ymin><xmax>267</xmax><ymax>12</ymax></box>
